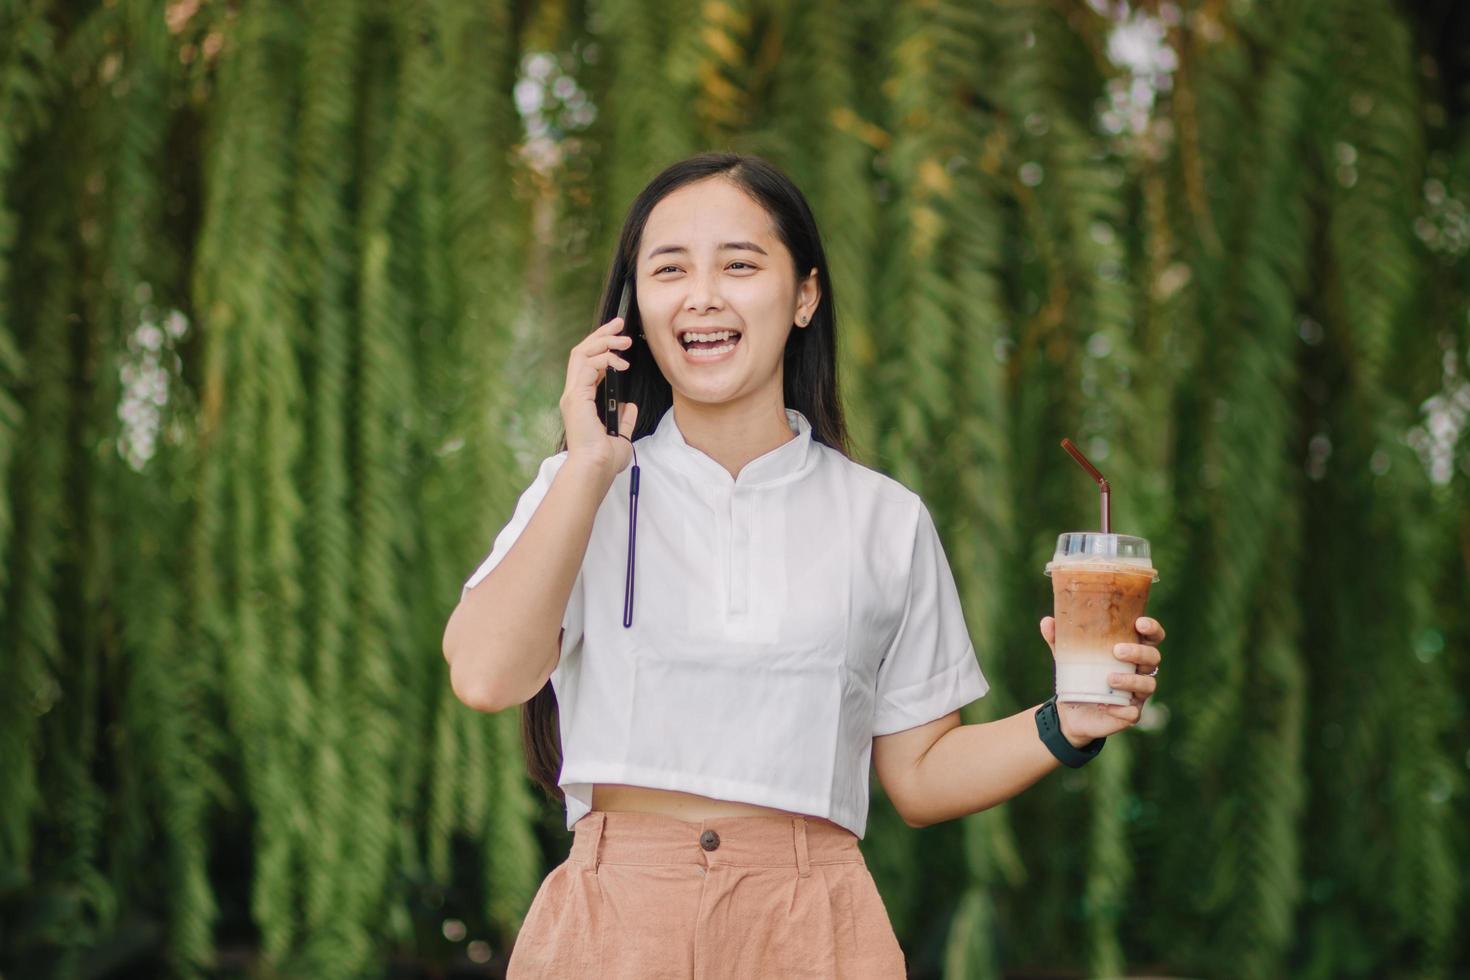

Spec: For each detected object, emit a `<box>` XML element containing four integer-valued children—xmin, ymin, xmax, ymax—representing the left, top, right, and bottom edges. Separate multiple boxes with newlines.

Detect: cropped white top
<box><xmin>460</xmin><ymin>406</ymin><xmax>989</xmax><ymax>838</ymax></box>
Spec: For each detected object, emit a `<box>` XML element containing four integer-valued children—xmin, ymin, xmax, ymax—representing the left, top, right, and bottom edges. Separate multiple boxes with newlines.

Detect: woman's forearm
<box><xmin>907</xmin><ymin>704</ymin><xmax>1085</xmax><ymax>828</ymax></box>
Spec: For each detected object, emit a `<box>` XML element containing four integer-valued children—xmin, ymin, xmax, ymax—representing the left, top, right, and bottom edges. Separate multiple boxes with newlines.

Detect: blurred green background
<box><xmin>2</xmin><ymin>0</ymin><xmax>1467</xmax><ymax>977</ymax></box>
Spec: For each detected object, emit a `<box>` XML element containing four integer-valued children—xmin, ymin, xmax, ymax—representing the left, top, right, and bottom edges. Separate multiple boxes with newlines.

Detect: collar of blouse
<box><xmin>648</xmin><ymin>407</ymin><xmax>814</xmax><ymax>489</ymax></box>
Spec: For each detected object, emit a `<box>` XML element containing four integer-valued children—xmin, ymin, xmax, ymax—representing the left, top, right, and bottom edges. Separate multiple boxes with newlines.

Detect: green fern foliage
<box><xmin>1</xmin><ymin>0</ymin><xmax>1466</xmax><ymax>977</ymax></box>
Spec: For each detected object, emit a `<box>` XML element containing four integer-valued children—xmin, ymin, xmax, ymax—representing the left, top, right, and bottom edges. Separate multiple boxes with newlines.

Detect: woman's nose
<box><xmin>685</xmin><ymin>269</ymin><xmax>726</xmax><ymax>314</ymax></box>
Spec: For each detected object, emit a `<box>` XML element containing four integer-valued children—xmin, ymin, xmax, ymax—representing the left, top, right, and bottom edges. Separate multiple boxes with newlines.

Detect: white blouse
<box><xmin>460</xmin><ymin>406</ymin><xmax>989</xmax><ymax>838</ymax></box>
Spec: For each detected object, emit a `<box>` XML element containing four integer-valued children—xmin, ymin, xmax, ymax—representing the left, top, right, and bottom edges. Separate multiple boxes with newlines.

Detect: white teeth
<box><xmin>687</xmin><ymin>341</ymin><xmax>738</xmax><ymax>357</ymax></box>
<box><xmin>680</xmin><ymin>330</ymin><xmax>739</xmax><ymax>344</ymax></box>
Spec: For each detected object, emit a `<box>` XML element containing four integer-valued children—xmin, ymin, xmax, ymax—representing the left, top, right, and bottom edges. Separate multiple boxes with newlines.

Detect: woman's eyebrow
<box><xmin>646</xmin><ymin>241</ymin><xmax>769</xmax><ymax>259</ymax></box>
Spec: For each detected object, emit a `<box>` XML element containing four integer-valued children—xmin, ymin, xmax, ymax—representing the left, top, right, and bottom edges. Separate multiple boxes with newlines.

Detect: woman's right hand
<box><xmin>561</xmin><ymin>315</ymin><xmax>638</xmax><ymax>478</ymax></box>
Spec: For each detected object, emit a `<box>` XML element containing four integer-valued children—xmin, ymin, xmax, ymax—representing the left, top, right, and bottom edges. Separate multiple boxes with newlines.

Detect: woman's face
<box><xmin>636</xmin><ymin>177</ymin><xmax>820</xmax><ymax>408</ymax></box>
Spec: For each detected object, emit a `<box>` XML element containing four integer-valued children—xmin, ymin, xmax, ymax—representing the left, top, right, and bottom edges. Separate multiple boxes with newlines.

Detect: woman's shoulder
<box><xmin>813</xmin><ymin>443</ymin><xmax>917</xmax><ymax>499</ymax></box>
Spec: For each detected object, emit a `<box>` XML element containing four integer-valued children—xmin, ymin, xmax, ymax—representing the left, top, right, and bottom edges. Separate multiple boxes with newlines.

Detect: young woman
<box><xmin>442</xmin><ymin>152</ymin><xmax>1166</xmax><ymax>977</ymax></box>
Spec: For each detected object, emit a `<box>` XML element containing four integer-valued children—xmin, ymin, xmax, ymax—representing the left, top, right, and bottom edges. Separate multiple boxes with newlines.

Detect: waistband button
<box><xmin>700</xmin><ymin>830</ymin><xmax>721</xmax><ymax>851</ymax></box>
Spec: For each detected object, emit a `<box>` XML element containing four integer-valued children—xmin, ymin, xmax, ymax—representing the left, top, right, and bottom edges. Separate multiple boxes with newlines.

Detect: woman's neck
<box><xmin>671</xmin><ymin>396</ymin><xmax>796</xmax><ymax>483</ymax></box>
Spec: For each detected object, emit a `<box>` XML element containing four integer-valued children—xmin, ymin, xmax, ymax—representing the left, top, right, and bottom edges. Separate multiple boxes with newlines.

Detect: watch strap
<box><xmin>1034</xmin><ymin>695</ymin><xmax>1105</xmax><ymax>768</ymax></box>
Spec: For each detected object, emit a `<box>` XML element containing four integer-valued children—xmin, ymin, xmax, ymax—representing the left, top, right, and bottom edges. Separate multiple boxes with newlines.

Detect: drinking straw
<box><xmin>1060</xmin><ymin>438</ymin><xmax>1110</xmax><ymax>533</ymax></box>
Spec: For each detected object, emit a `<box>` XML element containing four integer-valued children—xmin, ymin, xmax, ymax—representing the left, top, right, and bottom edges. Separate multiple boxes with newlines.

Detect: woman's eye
<box><xmin>653</xmin><ymin>263</ymin><xmax>756</xmax><ymax>274</ymax></box>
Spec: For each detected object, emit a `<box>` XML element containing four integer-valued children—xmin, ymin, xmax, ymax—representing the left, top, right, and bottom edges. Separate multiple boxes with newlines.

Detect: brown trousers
<box><xmin>506</xmin><ymin>809</ymin><xmax>907</xmax><ymax>978</ymax></box>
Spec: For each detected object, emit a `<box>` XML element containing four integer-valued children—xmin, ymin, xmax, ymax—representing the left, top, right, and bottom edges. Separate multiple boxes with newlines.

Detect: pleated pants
<box><xmin>505</xmin><ymin>809</ymin><xmax>907</xmax><ymax>979</ymax></box>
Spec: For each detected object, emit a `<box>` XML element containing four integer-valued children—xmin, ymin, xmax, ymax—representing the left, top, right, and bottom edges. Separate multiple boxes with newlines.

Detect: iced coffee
<box><xmin>1045</xmin><ymin>533</ymin><xmax>1158</xmax><ymax>706</ymax></box>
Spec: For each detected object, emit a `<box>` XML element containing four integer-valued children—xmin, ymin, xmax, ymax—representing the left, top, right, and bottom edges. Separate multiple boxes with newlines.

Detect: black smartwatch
<box><xmin>1035</xmin><ymin>695</ymin><xmax>1105</xmax><ymax>768</ymax></box>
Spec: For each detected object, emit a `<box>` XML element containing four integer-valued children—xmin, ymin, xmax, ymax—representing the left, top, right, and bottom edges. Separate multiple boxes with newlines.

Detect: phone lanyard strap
<box><xmin>622</xmin><ymin>439</ymin><xmax>639</xmax><ymax>627</ymax></box>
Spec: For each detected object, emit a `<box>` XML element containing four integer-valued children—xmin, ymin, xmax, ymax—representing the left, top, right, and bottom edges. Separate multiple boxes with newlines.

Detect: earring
<box><xmin>798</xmin><ymin>315</ymin><xmax>808</xmax><ymax>325</ymax></box>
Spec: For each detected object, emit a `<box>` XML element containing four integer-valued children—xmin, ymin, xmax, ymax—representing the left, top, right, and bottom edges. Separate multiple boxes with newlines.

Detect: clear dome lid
<box><xmin>1044</xmin><ymin>532</ymin><xmax>1158</xmax><ymax>581</ymax></box>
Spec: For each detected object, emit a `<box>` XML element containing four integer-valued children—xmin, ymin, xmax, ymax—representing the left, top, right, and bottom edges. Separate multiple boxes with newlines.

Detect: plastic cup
<box><xmin>1044</xmin><ymin>532</ymin><xmax>1159</xmax><ymax>706</ymax></box>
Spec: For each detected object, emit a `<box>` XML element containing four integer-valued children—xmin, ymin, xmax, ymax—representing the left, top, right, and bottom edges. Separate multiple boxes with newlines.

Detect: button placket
<box><xmin>729</xmin><ymin>490</ymin><xmax>748</xmax><ymax>614</ymax></box>
<box><xmin>718</xmin><ymin>487</ymin><xmax>733</xmax><ymax>618</ymax></box>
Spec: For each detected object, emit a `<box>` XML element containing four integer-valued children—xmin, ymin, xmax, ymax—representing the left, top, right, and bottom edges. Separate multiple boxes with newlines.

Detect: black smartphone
<box><xmin>603</xmin><ymin>277</ymin><xmax>633</xmax><ymax>436</ymax></box>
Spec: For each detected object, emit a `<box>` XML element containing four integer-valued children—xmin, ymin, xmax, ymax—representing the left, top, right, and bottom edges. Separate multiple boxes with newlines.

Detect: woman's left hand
<box><xmin>1039</xmin><ymin>616</ymin><xmax>1165</xmax><ymax>746</ymax></box>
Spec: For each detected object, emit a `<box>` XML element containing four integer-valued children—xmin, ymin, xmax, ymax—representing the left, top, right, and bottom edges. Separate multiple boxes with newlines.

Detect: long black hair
<box><xmin>523</xmin><ymin>151</ymin><xmax>852</xmax><ymax>804</ymax></box>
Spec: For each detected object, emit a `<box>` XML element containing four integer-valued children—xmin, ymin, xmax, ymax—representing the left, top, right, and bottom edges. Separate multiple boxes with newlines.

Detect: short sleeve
<box><xmin>459</xmin><ymin>451</ymin><xmax>585</xmax><ymax>658</ymax></box>
<box><xmin>871</xmin><ymin>499</ymin><xmax>990</xmax><ymax>736</ymax></box>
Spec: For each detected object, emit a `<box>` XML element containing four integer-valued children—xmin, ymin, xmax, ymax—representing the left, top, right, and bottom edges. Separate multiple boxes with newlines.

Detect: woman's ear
<box><xmin>797</xmin><ymin>267</ymin><xmax>821</xmax><ymax>325</ymax></box>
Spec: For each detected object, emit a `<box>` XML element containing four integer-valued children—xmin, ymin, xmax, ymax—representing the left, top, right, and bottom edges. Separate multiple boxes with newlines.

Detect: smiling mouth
<box><xmin>678</xmin><ymin>330</ymin><xmax>743</xmax><ymax>356</ymax></box>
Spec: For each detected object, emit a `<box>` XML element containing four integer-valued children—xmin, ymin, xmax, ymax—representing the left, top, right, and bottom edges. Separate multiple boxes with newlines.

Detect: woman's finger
<box><xmin>1113</xmin><ymin>642</ymin><xmax>1161</xmax><ymax>671</ymax></box>
<box><xmin>570</xmin><ymin>349</ymin><xmax>631</xmax><ymax>387</ymax></box>
<box><xmin>1135</xmin><ymin>617</ymin><xmax>1165</xmax><ymax>643</ymax></box>
<box><xmin>572</xmin><ymin>324</ymin><xmax>632</xmax><ymax>359</ymax></box>
<box><xmin>617</xmin><ymin>399</ymin><xmax>639</xmax><ymax>439</ymax></box>
<box><xmin>562</xmin><ymin>354</ymin><xmax>629</xmax><ymax>415</ymax></box>
<box><xmin>1108</xmin><ymin>672</ymin><xmax>1157</xmax><ymax>697</ymax></box>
